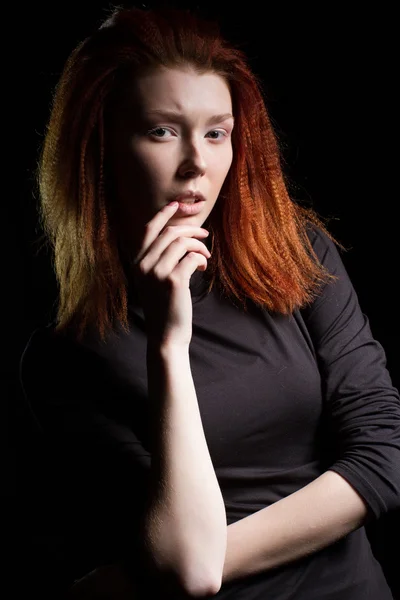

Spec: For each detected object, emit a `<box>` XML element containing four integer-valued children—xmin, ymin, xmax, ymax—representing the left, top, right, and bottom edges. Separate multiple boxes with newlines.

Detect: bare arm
<box><xmin>142</xmin><ymin>342</ymin><xmax>226</xmax><ymax>597</ymax></box>
<box><xmin>66</xmin><ymin>344</ymin><xmax>226</xmax><ymax>599</ymax></box>
<box><xmin>222</xmin><ymin>470</ymin><xmax>368</xmax><ymax>584</ymax></box>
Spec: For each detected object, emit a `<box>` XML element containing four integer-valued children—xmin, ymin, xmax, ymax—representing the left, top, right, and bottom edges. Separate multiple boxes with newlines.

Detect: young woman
<box><xmin>20</xmin><ymin>6</ymin><xmax>400</xmax><ymax>599</ymax></box>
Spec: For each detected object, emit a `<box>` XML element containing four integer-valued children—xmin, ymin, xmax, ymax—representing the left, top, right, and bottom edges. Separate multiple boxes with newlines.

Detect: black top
<box><xmin>20</xmin><ymin>227</ymin><xmax>400</xmax><ymax>598</ymax></box>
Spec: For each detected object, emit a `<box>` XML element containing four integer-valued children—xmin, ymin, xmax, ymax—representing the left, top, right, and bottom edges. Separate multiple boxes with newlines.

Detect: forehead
<box><xmin>123</xmin><ymin>66</ymin><xmax>232</xmax><ymax>113</ymax></box>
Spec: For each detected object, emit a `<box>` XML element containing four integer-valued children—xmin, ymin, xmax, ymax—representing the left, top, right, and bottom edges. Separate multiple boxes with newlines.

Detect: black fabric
<box><xmin>19</xmin><ymin>227</ymin><xmax>400</xmax><ymax>598</ymax></box>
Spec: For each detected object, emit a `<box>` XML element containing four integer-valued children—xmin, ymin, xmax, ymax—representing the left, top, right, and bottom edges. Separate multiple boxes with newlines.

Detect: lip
<box><xmin>170</xmin><ymin>199</ymin><xmax>206</xmax><ymax>217</ymax></box>
<box><xmin>169</xmin><ymin>190</ymin><xmax>206</xmax><ymax>204</ymax></box>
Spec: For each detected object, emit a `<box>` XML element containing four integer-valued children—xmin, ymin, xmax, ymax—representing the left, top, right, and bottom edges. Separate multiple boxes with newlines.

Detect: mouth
<box><xmin>168</xmin><ymin>191</ymin><xmax>206</xmax><ymax>205</ymax></box>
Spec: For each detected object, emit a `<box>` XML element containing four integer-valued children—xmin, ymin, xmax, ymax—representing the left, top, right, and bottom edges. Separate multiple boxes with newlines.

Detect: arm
<box><xmin>20</xmin><ymin>328</ymin><xmax>226</xmax><ymax>598</ymax></box>
<box><xmin>143</xmin><ymin>343</ymin><xmax>226</xmax><ymax>597</ymax></box>
<box><xmin>222</xmin><ymin>470</ymin><xmax>367</xmax><ymax>583</ymax></box>
<box><xmin>223</xmin><ymin>227</ymin><xmax>400</xmax><ymax>584</ymax></box>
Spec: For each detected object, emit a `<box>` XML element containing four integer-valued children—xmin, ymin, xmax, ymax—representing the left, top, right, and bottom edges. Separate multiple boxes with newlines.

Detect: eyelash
<box><xmin>147</xmin><ymin>127</ymin><xmax>228</xmax><ymax>141</ymax></box>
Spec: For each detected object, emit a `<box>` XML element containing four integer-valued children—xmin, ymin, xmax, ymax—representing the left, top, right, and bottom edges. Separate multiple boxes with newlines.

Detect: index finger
<box><xmin>154</xmin><ymin>201</ymin><xmax>180</xmax><ymax>235</ymax></box>
<box><xmin>158</xmin><ymin>202</ymin><xmax>179</xmax><ymax>232</ymax></box>
<box><xmin>134</xmin><ymin>202</ymin><xmax>179</xmax><ymax>265</ymax></box>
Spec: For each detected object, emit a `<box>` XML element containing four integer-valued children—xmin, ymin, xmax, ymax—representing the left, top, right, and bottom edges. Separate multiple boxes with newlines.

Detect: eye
<box><xmin>146</xmin><ymin>127</ymin><xmax>228</xmax><ymax>141</ymax></box>
<box><xmin>206</xmin><ymin>130</ymin><xmax>227</xmax><ymax>140</ymax></box>
<box><xmin>147</xmin><ymin>127</ymin><xmax>173</xmax><ymax>138</ymax></box>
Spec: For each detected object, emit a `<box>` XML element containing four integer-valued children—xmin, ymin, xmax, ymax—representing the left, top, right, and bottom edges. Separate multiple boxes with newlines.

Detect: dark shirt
<box><xmin>20</xmin><ymin>227</ymin><xmax>400</xmax><ymax>598</ymax></box>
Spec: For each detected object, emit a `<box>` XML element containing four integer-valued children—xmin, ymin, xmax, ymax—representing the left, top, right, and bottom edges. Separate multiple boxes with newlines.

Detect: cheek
<box><xmin>214</xmin><ymin>147</ymin><xmax>233</xmax><ymax>183</ymax></box>
<box><xmin>131</xmin><ymin>145</ymin><xmax>172</xmax><ymax>181</ymax></box>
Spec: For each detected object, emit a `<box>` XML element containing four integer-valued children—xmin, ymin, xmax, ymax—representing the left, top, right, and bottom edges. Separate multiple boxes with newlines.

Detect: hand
<box><xmin>132</xmin><ymin>202</ymin><xmax>211</xmax><ymax>347</ymax></box>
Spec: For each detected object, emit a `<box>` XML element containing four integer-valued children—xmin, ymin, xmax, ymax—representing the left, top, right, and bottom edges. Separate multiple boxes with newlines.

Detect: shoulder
<box><xmin>20</xmin><ymin>323</ymin><xmax>102</xmax><ymax>398</ymax></box>
<box><xmin>306</xmin><ymin>223</ymin><xmax>338</xmax><ymax>258</ymax></box>
<box><xmin>21</xmin><ymin>323</ymin><xmax>80</xmax><ymax>369</ymax></box>
<box><xmin>305</xmin><ymin>223</ymin><xmax>345</xmax><ymax>276</ymax></box>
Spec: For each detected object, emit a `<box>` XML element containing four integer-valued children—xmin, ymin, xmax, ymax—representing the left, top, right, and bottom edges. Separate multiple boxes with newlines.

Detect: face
<box><xmin>107</xmin><ymin>66</ymin><xmax>234</xmax><ymax>256</ymax></box>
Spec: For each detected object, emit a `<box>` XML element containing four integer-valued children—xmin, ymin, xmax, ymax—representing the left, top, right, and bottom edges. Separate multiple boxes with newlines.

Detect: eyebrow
<box><xmin>145</xmin><ymin>110</ymin><xmax>234</xmax><ymax>125</ymax></box>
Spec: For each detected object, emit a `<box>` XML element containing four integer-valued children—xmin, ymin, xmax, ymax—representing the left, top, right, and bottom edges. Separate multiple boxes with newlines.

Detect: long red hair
<box><xmin>38</xmin><ymin>6</ymin><xmax>336</xmax><ymax>342</ymax></box>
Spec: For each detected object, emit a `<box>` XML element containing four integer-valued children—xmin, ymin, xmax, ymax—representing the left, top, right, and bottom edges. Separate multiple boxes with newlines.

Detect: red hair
<box><xmin>37</xmin><ymin>6</ymin><xmax>337</xmax><ymax>342</ymax></box>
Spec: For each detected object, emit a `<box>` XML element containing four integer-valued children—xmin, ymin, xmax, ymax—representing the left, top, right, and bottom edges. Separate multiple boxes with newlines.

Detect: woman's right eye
<box><xmin>147</xmin><ymin>127</ymin><xmax>173</xmax><ymax>138</ymax></box>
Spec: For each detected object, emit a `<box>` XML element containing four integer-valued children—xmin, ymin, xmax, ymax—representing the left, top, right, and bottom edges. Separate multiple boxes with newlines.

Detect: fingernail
<box><xmin>202</xmin><ymin>230</ymin><xmax>209</xmax><ymax>235</ymax></box>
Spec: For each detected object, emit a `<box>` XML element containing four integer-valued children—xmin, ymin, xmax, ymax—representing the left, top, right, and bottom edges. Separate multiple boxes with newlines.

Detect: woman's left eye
<box><xmin>206</xmin><ymin>130</ymin><xmax>226</xmax><ymax>140</ymax></box>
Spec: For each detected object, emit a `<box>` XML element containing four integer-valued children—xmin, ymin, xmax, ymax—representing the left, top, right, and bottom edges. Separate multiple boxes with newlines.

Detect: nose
<box><xmin>177</xmin><ymin>139</ymin><xmax>206</xmax><ymax>179</ymax></box>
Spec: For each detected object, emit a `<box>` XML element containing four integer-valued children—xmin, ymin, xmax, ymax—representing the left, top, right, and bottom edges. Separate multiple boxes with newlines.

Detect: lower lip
<box><xmin>169</xmin><ymin>200</ymin><xmax>206</xmax><ymax>216</ymax></box>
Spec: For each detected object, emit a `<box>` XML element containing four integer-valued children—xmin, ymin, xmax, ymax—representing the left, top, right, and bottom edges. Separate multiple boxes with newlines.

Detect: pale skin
<box><xmin>69</xmin><ymin>469</ymin><xmax>368</xmax><ymax>596</ymax></box>
<box><xmin>69</xmin><ymin>66</ymin><xmax>369</xmax><ymax>597</ymax></box>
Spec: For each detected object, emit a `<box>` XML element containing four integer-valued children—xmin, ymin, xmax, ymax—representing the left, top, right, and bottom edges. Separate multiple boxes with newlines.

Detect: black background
<box><xmin>4</xmin><ymin>0</ymin><xmax>399</xmax><ymax>596</ymax></box>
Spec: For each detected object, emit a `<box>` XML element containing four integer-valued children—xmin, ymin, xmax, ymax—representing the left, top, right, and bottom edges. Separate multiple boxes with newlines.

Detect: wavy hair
<box><xmin>37</xmin><ymin>5</ymin><xmax>337</xmax><ymax>342</ymax></box>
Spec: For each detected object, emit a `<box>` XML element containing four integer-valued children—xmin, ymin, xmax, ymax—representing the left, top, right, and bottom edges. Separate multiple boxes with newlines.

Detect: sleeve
<box><xmin>300</xmin><ymin>227</ymin><xmax>400</xmax><ymax>521</ymax></box>
<box><xmin>19</xmin><ymin>326</ymin><xmax>152</xmax><ymax>582</ymax></box>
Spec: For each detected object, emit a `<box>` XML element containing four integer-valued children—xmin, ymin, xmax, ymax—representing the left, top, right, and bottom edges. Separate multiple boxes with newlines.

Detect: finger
<box><xmin>138</xmin><ymin>226</ymin><xmax>209</xmax><ymax>273</ymax></box>
<box><xmin>135</xmin><ymin>202</ymin><xmax>180</xmax><ymax>265</ymax></box>
<box><xmin>150</xmin><ymin>238</ymin><xmax>211</xmax><ymax>280</ymax></box>
<box><xmin>170</xmin><ymin>251</ymin><xmax>208</xmax><ymax>283</ymax></box>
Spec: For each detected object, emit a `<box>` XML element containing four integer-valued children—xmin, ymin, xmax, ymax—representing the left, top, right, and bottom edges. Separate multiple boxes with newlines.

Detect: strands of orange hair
<box><xmin>37</xmin><ymin>6</ymin><xmax>337</xmax><ymax>343</ymax></box>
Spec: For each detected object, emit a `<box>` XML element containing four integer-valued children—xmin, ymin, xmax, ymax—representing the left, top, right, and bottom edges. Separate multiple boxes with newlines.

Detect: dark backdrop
<box><xmin>4</xmin><ymin>1</ymin><xmax>399</xmax><ymax>597</ymax></box>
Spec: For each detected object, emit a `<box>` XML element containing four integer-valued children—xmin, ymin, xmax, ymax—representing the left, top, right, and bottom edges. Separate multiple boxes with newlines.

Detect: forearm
<box><xmin>143</xmin><ymin>342</ymin><xmax>226</xmax><ymax>596</ymax></box>
<box><xmin>222</xmin><ymin>470</ymin><xmax>368</xmax><ymax>584</ymax></box>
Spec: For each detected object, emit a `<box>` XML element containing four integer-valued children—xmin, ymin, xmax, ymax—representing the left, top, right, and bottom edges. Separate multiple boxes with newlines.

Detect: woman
<box><xmin>20</xmin><ymin>5</ymin><xmax>400</xmax><ymax>599</ymax></box>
